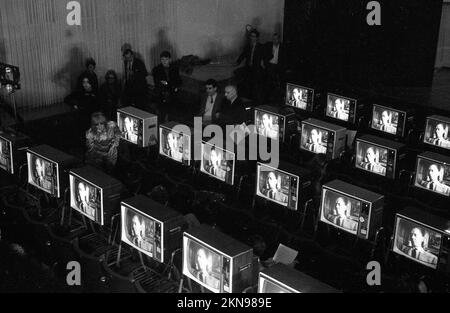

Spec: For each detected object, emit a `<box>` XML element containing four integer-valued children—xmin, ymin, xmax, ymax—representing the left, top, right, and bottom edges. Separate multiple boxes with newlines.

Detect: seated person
<box><xmin>194</xmin><ymin>248</ymin><xmax>220</xmax><ymax>290</ymax></box>
<box><xmin>289</xmin><ymin>88</ymin><xmax>307</xmax><ymax>109</ymax></box>
<box><xmin>428</xmin><ymin>123</ymin><xmax>450</xmax><ymax>149</ymax></box>
<box><xmin>263</xmin><ymin>172</ymin><xmax>288</xmax><ymax>204</ymax></box>
<box><xmin>374</xmin><ymin>110</ymin><xmax>397</xmax><ymax>134</ymax></box>
<box><xmin>419</xmin><ymin>164</ymin><xmax>450</xmax><ymax>196</ymax></box>
<box><xmin>198</xmin><ymin>79</ymin><xmax>224</xmax><ymax>124</ymax></box>
<box><xmin>217</xmin><ymin>85</ymin><xmax>247</xmax><ymax>126</ymax></box>
<box><xmin>304</xmin><ymin>129</ymin><xmax>327</xmax><ymax>154</ymax></box>
<box><xmin>326</xmin><ymin>197</ymin><xmax>358</xmax><ymax>232</ymax></box>
<box><xmin>85</xmin><ymin>112</ymin><xmax>122</xmax><ymax>174</ymax></box>
<box><xmin>258</xmin><ymin>113</ymin><xmax>278</xmax><ymax>139</ymax></box>
<box><xmin>401</xmin><ymin>227</ymin><xmax>438</xmax><ymax>266</ymax></box>
<box><xmin>359</xmin><ymin>147</ymin><xmax>386</xmax><ymax>176</ymax></box>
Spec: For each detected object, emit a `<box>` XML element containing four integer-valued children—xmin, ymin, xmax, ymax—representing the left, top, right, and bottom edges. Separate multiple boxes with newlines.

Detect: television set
<box><xmin>320</xmin><ymin>180</ymin><xmax>384</xmax><ymax>240</ymax></box>
<box><xmin>27</xmin><ymin>145</ymin><xmax>78</xmax><ymax>198</ymax></box>
<box><xmin>117</xmin><ymin>106</ymin><xmax>158</xmax><ymax>147</ymax></box>
<box><xmin>258</xmin><ymin>263</ymin><xmax>339</xmax><ymax>293</ymax></box>
<box><xmin>200</xmin><ymin>140</ymin><xmax>235</xmax><ymax>185</ymax></box>
<box><xmin>254</xmin><ymin>105</ymin><xmax>296</xmax><ymax>142</ymax></box>
<box><xmin>182</xmin><ymin>224</ymin><xmax>253</xmax><ymax>293</ymax></box>
<box><xmin>326</xmin><ymin>93</ymin><xmax>358</xmax><ymax>124</ymax></box>
<box><xmin>285</xmin><ymin>83</ymin><xmax>315</xmax><ymax>112</ymax></box>
<box><xmin>355</xmin><ymin>134</ymin><xmax>406</xmax><ymax>179</ymax></box>
<box><xmin>0</xmin><ymin>130</ymin><xmax>30</xmax><ymax>175</ymax></box>
<box><xmin>121</xmin><ymin>195</ymin><xmax>187</xmax><ymax>263</ymax></box>
<box><xmin>0</xmin><ymin>62</ymin><xmax>20</xmax><ymax>91</ymax></box>
<box><xmin>370</xmin><ymin>104</ymin><xmax>407</xmax><ymax>137</ymax></box>
<box><xmin>423</xmin><ymin>115</ymin><xmax>450</xmax><ymax>151</ymax></box>
<box><xmin>414</xmin><ymin>151</ymin><xmax>450</xmax><ymax>197</ymax></box>
<box><xmin>69</xmin><ymin>166</ymin><xmax>124</xmax><ymax>226</ymax></box>
<box><xmin>300</xmin><ymin>118</ymin><xmax>347</xmax><ymax>160</ymax></box>
<box><xmin>393</xmin><ymin>207</ymin><xmax>450</xmax><ymax>272</ymax></box>
<box><xmin>256</xmin><ymin>161</ymin><xmax>312</xmax><ymax>211</ymax></box>
<box><xmin>159</xmin><ymin>122</ymin><xmax>192</xmax><ymax>166</ymax></box>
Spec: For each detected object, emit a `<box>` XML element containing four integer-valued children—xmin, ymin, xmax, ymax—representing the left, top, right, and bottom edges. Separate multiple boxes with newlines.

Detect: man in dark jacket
<box><xmin>152</xmin><ymin>51</ymin><xmax>182</xmax><ymax>122</ymax></box>
<box><xmin>198</xmin><ymin>79</ymin><xmax>225</xmax><ymax>124</ymax></box>
<box><xmin>264</xmin><ymin>33</ymin><xmax>286</xmax><ymax>100</ymax></box>
<box><xmin>123</xmin><ymin>49</ymin><xmax>149</xmax><ymax>109</ymax></box>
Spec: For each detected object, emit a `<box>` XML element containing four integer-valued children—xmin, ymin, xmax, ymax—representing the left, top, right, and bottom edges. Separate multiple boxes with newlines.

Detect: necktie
<box><xmin>250</xmin><ymin>45</ymin><xmax>256</xmax><ymax>66</ymax></box>
<box><xmin>412</xmin><ymin>249</ymin><xmax>417</xmax><ymax>258</ymax></box>
<box><xmin>430</xmin><ymin>182</ymin><xmax>435</xmax><ymax>191</ymax></box>
<box><xmin>210</xmin><ymin>96</ymin><xmax>214</xmax><ymax>105</ymax></box>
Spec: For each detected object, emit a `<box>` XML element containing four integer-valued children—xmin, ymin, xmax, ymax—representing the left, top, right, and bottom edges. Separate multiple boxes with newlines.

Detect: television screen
<box><xmin>183</xmin><ymin>236</ymin><xmax>231</xmax><ymax>293</ymax></box>
<box><xmin>285</xmin><ymin>84</ymin><xmax>314</xmax><ymax>111</ymax></box>
<box><xmin>0</xmin><ymin>137</ymin><xmax>13</xmax><ymax>174</ymax></box>
<box><xmin>326</xmin><ymin>94</ymin><xmax>356</xmax><ymax>123</ymax></box>
<box><xmin>371</xmin><ymin>105</ymin><xmax>405</xmax><ymax>136</ymax></box>
<box><xmin>121</xmin><ymin>204</ymin><xmax>163</xmax><ymax>262</ymax></box>
<box><xmin>27</xmin><ymin>152</ymin><xmax>59</xmax><ymax>197</ymax></box>
<box><xmin>393</xmin><ymin>216</ymin><xmax>441</xmax><ymax>269</ymax></box>
<box><xmin>255</xmin><ymin>110</ymin><xmax>280</xmax><ymax>140</ymax></box>
<box><xmin>117</xmin><ymin>112</ymin><xmax>143</xmax><ymax>146</ymax></box>
<box><xmin>256</xmin><ymin>163</ymin><xmax>299</xmax><ymax>211</ymax></box>
<box><xmin>200</xmin><ymin>142</ymin><xmax>235</xmax><ymax>185</ymax></box>
<box><xmin>300</xmin><ymin>123</ymin><xmax>328</xmax><ymax>155</ymax></box>
<box><xmin>414</xmin><ymin>156</ymin><xmax>450</xmax><ymax>197</ymax></box>
<box><xmin>355</xmin><ymin>141</ymin><xmax>388</xmax><ymax>177</ymax></box>
<box><xmin>424</xmin><ymin>116</ymin><xmax>450</xmax><ymax>151</ymax></box>
<box><xmin>258</xmin><ymin>276</ymin><xmax>294</xmax><ymax>293</ymax></box>
<box><xmin>320</xmin><ymin>188</ymin><xmax>361</xmax><ymax>235</ymax></box>
<box><xmin>69</xmin><ymin>174</ymin><xmax>102</xmax><ymax>224</ymax></box>
<box><xmin>0</xmin><ymin>63</ymin><xmax>20</xmax><ymax>91</ymax></box>
<box><xmin>159</xmin><ymin>126</ymin><xmax>191</xmax><ymax>165</ymax></box>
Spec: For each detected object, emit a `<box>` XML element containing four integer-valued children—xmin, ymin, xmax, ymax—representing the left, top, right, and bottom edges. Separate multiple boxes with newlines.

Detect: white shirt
<box><xmin>203</xmin><ymin>93</ymin><xmax>217</xmax><ymax>122</ymax></box>
<box><xmin>270</xmin><ymin>44</ymin><xmax>280</xmax><ymax>65</ymax></box>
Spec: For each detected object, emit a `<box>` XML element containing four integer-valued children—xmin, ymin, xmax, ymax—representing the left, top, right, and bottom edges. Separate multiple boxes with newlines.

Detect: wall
<box><xmin>436</xmin><ymin>1</ymin><xmax>450</xmax><ymax>67</ymax></box>
<box><xmin>0</xmin><ymin>0</ymin><xmax>284</xmax><ymax>110</ymax></box>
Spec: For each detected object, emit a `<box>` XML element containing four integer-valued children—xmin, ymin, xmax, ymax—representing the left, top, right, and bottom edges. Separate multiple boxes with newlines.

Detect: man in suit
<box><xmin>123</xmin><ymin>49</ymin><xmax>149</xmax><ymax>109</ymax></box>
<box><xmin>359</xmin><ymin>146</ymin><xmax>386</xmax><ymax>176</ymax></box>
<box><xmin>428</xmin><ymin>123</ymin><xmax>450</xmax><ymax>149</ymax></box>
<box><xmin>152</xmin><ymin>51</ymin><xmax>182</xmax><ymax>123</ymax></box>
<box><xmin>375</xmin><ymin>110</ymin><xmax>397</xmax><ymax>134</ymax></box>
<box><xmin>264</xmin><ymin>33</ymin><xmax>286</xmax><ymax>100</ymax></box>
<box><xmin>166</xmin><ymin>132</ymin><xmax>183</xmax><ymax>161</ymax></box>
<box><xmin>259</xmin><ymin>113</ymin><xmax>278</xmax><ymax>139</ymax></box>
<box><xmin>401</xmin><ymin>227</ymin><xmax>438</xmax><ymax>266</ymax></box>
<box><xmin>421</xmin><ymin>164</ymin><xmax>450</xmax><ymax>196</ymax></box>
<box><xmin>305</xmin><ymin>129</ymin><xmax>327</xmax><ymax>154</ymax></box>
<box><xmin>217</xmin><ymin>85</ymin><xmax>247</xmax><ymax>126</ymax></box>
<box><xmin>198</xmin><ymin>79</ymin><xmax>225</xmax><ymax>124</ymax></box>
<box><xmin>264</xmin><ymin>172</ymin><xmax>288</xmax><ymax>204</ymax></box>
<box><xmin>236</xmin><ymin>30</ymin><xmax>265</xmax><ymax>106</ymax></box>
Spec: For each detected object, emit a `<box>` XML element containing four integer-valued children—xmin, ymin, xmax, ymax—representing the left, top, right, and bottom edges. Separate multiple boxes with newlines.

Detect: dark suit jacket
<box><xmin>217</xmin><ymin>97</ymin><xmax>247</xmax><ymax>125</ymax></box>
<box><xmin>123</xmin><ymin>58</ymin><xmax>148</xmax><ymax>96</ymax></box>
<box><xmin>199</xmin><ymin>93</ymin><xmax>225</xmax><ymax>123</ymax></box>
<box><xmin>236</xmin><ymin>43</ymin><xmax>265</xmax><ymax>70</ymax></box>
<box><xmin>264</xmin><ymin>42</ymin><xmax>286</xmax><ymax>69</ymax></box>
<box><xmin>151</xmin><ymin>63</ymin><xmax>182</xmax><ymax>93</ymax></box>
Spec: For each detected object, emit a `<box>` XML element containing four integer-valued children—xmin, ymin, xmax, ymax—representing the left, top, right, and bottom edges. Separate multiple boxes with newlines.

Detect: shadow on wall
<box><xmin>52</xmin><ymin>44</ymin><xmax>87</xmax><ymax>95</ymax></box>
<box><xmin>149</xmin><ymin>28</ymin><xmax>177</xmax><ymax>68</ymax></box>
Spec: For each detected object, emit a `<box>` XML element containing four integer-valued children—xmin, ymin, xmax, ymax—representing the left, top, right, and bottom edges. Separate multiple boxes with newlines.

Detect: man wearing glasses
<box><xmin>198</xmin><ymin>79</ymin><xmax>225</xmax><ymax>124</ymax></box>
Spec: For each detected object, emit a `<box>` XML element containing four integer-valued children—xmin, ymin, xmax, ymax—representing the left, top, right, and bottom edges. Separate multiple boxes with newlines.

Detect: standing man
<box><xmin>264</xmin><ymin>33</ymin><xmax>285</xmax><ymax>100</ymax></box>
<box><xmin>123</xmin><ymin>49</ymin><xmax>149</xmax><ymax>109</ymax></box>
<box><xmin>198</xmin><ymin>79</ymin><xmax>225</xmax><ymax>125</ymax></box>
<box><xmin>152</xmin><ymin>51</ymin><xmax>182</xmax><ymax>123</ymax></box>
<box><xmin>235</xmin><ymin>30</ymin><xmax>265</xmax><ymax>106</ymax></box>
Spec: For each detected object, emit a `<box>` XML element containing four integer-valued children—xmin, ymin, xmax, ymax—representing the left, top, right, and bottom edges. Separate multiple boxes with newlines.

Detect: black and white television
<box><xmin>414</xmin><ymin>151</ymin><xmax>450</xmax><ymax>197</ymax></box>
<box><xmin>117</xmin><ymin>106</ymin><xmax>158</xmax><ymax>147</ymax></box>
<box><xmin>200</xmin><ymin>140</ymin><xmax>235</xmax><ymax>185</ymax></box>
<box><xmin>159</xmin><ymin>122</ymin><xmax>192</xmax><ymax>166</ymax></box>
<box><xmin>320</xmin><ymin>180</ymin><xmax>384</xmax><ymax>240</ymax></box>
<box><xmin>355</xmin><ymin>134</ymin><xmax>406</xmax><ymax>179</ymax></box>
<box><xmin>254</xmin><ymin>105</ymin><xmax>296</xmax><ymax>142</ymax></box>
<box><xmin>326</xmin><ymin>93</ymin><xmax>358</xmax><ymax>124</ymax></box>
<box><xmin>423</xmin><ymin>115</ymin><xmax>450</xmax><ymax>151</ymax></box>
<box><xmin>370</xmin><ymin>104</ymin><xmax>407</xmax><ymax>137</ymax></box>
<box><xmin>0</xmin><ymin>129</ymin><xmax>29</xmax><ymax>175</ymax></box>
<box><xmin>183</xmin><ymin>225</ymin><xmax>253</xmax><ymax>293</ymax></box>
<box><xmin>121</xmin><ymin>195</ymin><xmax>186</xmax><ymax>263</ymax></box>
<box><xmin>285</xmin><ymin>83</ymin><xmax>315</xmax><ymax>112</ymax></box>
<box><xmin>27</xmin><ymin>145</ymin><xmax>78</xmax><ymax>198</ymax></box>
<box><xmin>70</xmin><ymin>166</ymin><xmax>124</xmax><ymax>226</ymax></box>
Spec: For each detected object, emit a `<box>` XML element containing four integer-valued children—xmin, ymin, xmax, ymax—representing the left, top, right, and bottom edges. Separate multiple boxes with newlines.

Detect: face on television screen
<box><xmin>424</xmin><ymin>118</ymin><xmax>450</xmax><ymax>151</ymax></box>
<box><xmin>286</xmin><ymin>84</ymin><xmax>313</xmax><ymax>111</ymax></box>
<box><xmin>258</xmin><ymin>277</ymin><xmax>296</xmax><ymax>293</ymax></box>
<box><xmin>117</xmin><ymin>113</ymin><xmax>143</xmax><ymax>146</ymax></box>
<box><xmin>0</xmin><ymin>137</ymin><xmax>13</xmax><ymax>174</ymax></box>
<box><xmin>371</xmin><ymin>105</ymin><xmax>402</xmax><ymax>135</ymax></box>
<box><xmin>256</xmin><ymin>164</ymin><xmax>298</xmax><ymax>211</ymax></box>
<box><xmin>70</xmin><ymin>175</ymin><xmax>102</xmax><ymax>224</ymax></box>
<box><xmin>183</xmin><ymin>236</ymin><xmax>231</xmax><ymax>293</ymax></box>
<box><xmin>255</xmin><ymin>111</ymin><xmax>280</xmax><ymax>140</ymax></box>
<box><xmin>121</xmin><ymin>205</ymin><xmax>163</xmax><ymax>262</ymax></box>
<box><xmin>300</xmin><ymin>124</ymin><xmax>328</xmax><ymax>155</ymax></box>
<box><xmin>320</xmin><ymin>188</ymin><xmax>361</xmax><ymax>235</ymax></box>
<box><xmin>200</xmin><ymin>143</ymin><xmax>235</xmax><ymax>185</ymax></box>
<box><xmin>355</xmin><ymin>141</ymin><xmax>388</xmax><ymax>177</ymax></box>
<box><xmin>159</xmin><ymin>127</ymin><xmax>191</xmax><ymax>165</ymax></box>
<box><xmin>27</xmin><ymin>153</ymin><xmax>59</xmax><ymax>196</ymax></box>
<box><xmin>326</xmin><ymin>95</ymin><xmax>352</xmax><ymax>122</ymax></box>
<box><xmin>393</xmin><ymin>217</ymin><xmax>441</xmax><ymax>269</ymax></box>
<box><xmin>414</xmin><ymin>157</ymin><xmax>450</xmax><ymax>197</ymax></box>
